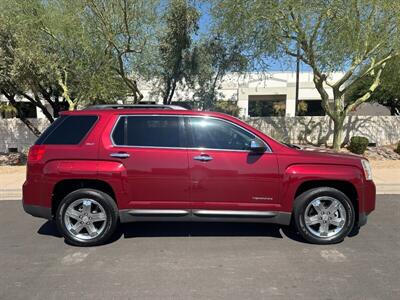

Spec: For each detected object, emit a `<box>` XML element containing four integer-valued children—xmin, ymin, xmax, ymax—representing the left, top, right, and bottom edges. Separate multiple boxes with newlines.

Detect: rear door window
<box><xmin>111</xmin><ymin>116</ymin><xmax>184</xmax><ymax>148</ymax></box>
<box><xmin>35</xmin><ymin>115</ymin><xmax>98</xmax><ymax>145</ymax></box>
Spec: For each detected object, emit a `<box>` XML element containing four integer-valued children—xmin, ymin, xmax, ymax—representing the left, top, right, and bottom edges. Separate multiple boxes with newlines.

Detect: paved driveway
<box><xmin>1</xmin><ymin>195</ymin><xmax>399</xmax><ymax>299</ymax></box>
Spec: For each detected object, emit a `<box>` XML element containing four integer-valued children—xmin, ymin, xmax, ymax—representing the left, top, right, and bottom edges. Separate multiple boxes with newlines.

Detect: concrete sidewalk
<box><xmin>0</xmin><ymin>161</ymin><xmax>399</xmax><ymax>200</ymax></box>
<box><xmin>0</xmin><ymin>166</ymin><xmax>25</xmax><ymax>200</ymax></box>
<box><xmin>370</xmin><ymin>160</ymin><xmax>400</xmax><ymax>194</ymax></box>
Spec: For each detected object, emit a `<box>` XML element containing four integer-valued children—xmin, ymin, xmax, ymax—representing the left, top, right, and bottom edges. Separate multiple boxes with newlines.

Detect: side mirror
<box><xmin>249</xmin><ymin>140</ymin><xmax>266</xmax><ymax>153</ymax></box>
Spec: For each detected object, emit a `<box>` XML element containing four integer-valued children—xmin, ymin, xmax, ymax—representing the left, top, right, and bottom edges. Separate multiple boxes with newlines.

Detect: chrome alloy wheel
<box><xmin>304</xmin><ymin>196</ymin><xmax>347</xmax><ymax>238</ymax></box>
<box><xmin>64</xmin><ymin>198</ymin><xmax>107</xmax><ymax>240</ymax></box>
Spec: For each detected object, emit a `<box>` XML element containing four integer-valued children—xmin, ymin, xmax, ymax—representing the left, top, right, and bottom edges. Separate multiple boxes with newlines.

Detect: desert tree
<box><xmin>84</xmin><ymin>0</ymin><xmax>160</xmax><ymax>103</ymax></box>
<box><xmin>0</xmin><ymin>0</ymin><xmax>127</xmax><ymax>136</ymax></box>
<box><xmin>346</xmin><ymin>58</ymin><xmax>400</xmax><ymax>116</ymax></box>
<box><xmin>214</xmin><ymin>0</ymin><xmax>400</xmax><ymax>149</ymax></box>
<box><xmin>156</xmin><ymin>0</ymin><xmax>199</xmax><ymax>104</ymax></box>
<box><xmin>189</xmin><ymin>37</ymin><xmax>247</xmax><ymax>112</ymax></box>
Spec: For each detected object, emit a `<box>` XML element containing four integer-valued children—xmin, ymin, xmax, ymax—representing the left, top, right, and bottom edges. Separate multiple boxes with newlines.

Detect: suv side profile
<box><xmin>23</xmin><ymin>105</ymin><xmax>376</xmax><ymax>246</ymax></box>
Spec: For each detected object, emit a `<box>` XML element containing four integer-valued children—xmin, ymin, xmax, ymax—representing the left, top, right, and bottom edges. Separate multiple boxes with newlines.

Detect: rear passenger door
<box><xmin>105</xmin><ymin>115</ymin><xmax>191</xmax><ymax>209</ymax></box>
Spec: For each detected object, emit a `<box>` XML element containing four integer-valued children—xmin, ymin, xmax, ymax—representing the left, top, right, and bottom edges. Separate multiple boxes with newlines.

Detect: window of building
<box><xmin>54</xmin><ymin>102</ymin><xmax>69</xmax><ymax>117</ymax></box>
<box><xmin>1</xmin><ymin>102</ymin><xmax>37</xmax><ymax>119</ymax></box>
<box><xmin>138</xmin><ymin>101</ymin><xmax>157</xmax><ymax>105</ymax></box>
<box><xmin>296</xmin><ymin>100</ymin><xmax>325</xmax><ymax>116</ymax></box>
<box><xmin>171</xmin><ymin>101</ymin><xmax>193</xmax><ymax>110</ymax></box>
<box><xmin>248</xmin><ymin>95</ymin><xmax>286</xmax><ymax>117</ymax></box>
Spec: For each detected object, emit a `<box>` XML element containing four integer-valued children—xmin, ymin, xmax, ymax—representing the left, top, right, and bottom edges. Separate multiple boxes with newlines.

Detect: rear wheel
<box><xmin>56</xmin><ymin>189</ymin><xmax>118</xmax><ymax>246</ymax></box>
<box><xmin>293</xmin><ymin>187</ymin><xmax>355</xmax><ymax>244</ymax></box>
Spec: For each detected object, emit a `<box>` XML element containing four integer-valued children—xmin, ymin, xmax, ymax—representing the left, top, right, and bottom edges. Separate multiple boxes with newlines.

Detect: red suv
<box><xmin>23</xmin><ymin>105</ymin><xmax>376</xmax><ymax>246</ymax></box>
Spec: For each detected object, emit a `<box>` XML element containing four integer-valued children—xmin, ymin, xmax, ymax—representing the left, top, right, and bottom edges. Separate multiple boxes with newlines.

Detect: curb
<box><xmin>0</xmin><ymin>189</ymin><xmax>21</xmax><ymax>201</ymax></box>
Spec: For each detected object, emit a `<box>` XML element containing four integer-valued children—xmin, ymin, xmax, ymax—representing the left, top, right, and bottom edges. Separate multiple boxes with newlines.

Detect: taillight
<box><xmin>28</xmin><ymin>145</ymin><xmax>46</xmax><ymax>162</ymax></box>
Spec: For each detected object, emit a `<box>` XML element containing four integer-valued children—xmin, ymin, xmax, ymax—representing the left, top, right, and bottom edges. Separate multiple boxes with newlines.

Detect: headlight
<box><xmin>361</xmin><ymin>159</ymin><xmax>372</xmax><ymax>181</ymax></box>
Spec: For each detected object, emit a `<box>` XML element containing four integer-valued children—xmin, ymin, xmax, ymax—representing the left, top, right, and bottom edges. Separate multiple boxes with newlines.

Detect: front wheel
<box><xmin>293</xmin><ymin>187</ymin><xmax>355</xmax><ymax>244</ymax></box>
<box><xmin>56</xmin><ymin>189</ymin><xmax>118</xmax><ymax>246</ymax></box>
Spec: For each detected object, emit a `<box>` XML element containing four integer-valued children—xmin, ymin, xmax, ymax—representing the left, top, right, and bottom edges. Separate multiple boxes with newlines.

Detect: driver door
<box><xmin>186</xmin><ymin>116</ymin><xmax>280</xmax><ymax>211</ymax></box>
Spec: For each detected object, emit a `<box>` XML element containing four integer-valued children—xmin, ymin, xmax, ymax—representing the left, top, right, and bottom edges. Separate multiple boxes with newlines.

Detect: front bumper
<box><xmin>23</xmin><ymin>203</ymin><xmax>52</xmax><ymax>220</ymax></box>
<box><xmin>358</xmin><ymin>212</ymin><xmax>368</xmax><ymax>227</ymax></box>
<box><xmin>363</xmin><ymin>180</ymin><xmax>376</xmax><ymax>214</ymax></box>
<box><xmin>357</xmin><ymin>180</ymin><xmax>375</xmax><ymax>228</ymax></box>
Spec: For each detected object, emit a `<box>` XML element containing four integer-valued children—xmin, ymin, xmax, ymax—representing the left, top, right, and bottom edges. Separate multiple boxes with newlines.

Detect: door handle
<box><xmin>193</xmin><ymin>154</ymin><xmax>213</xmax><ymax>162</ymax></box>
<box><xmin>110</xmin><ymin>152</ymin><xmax>130</xmax><ymax>159</ymax></box>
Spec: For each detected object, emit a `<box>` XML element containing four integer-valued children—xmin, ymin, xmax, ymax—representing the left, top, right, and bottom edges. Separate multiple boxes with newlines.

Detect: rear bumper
<box><xmin>23</xmin><ymin>178</ymin><xmax>51</xmax><ymax>220</ymax></box>
<box><xmin>23</xmin><ymin>203</ymin><xmax>52</xmax><ymax>220</ymax></box>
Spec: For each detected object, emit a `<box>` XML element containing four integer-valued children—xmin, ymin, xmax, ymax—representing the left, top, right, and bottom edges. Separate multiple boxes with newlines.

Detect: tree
<box><xmin>346</xmin><ymin>58</ymin><xmax>400</xmax><ymax>115</ymax></box>
<box><xmin>189</xmin><ymin>37</ymin><xmax>247</xmax><ymax>111</ymax></box>
<box><xmin>84</xmin><ymin>0</ymin><xmax>160</xmax><ymax>103</ymax></box>
<box><xmin>40</xmin><ymin>0</ymin><xmax>128</xmax><ymax>110</ymax></box>
<box><xmin>214</xmin><ymin>0</ymin><xmax>400</xmax><ymax>150</ymax></box>
<box><xmin>0</xmin><ymin>8</ymin><xmax>53</xmax><ymax>135</ymax></box>
<box><xmin>156</xmin><ymin>0</ymin><xmax>199</xmax><ymax>104</ymax></box>
<box><xmin>0</xmin><ymin>0</ymin><xmax>128</xmax><ymax>135</ymax></box>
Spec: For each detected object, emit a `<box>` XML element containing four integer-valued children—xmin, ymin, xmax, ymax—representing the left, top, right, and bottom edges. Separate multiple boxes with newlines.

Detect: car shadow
<box><xmin>121</xmin><ymin>222</ymin><xmax>284</xmax><ymax>238</ymax></box>
<box><xmin>37</xmin><ymin>221</ymin><xmax>62</xmax><ymax>238</ymax></box>
<box><xmin>38</xmin><ymin>220</ymin><xmax>309</xmax><ymax>245</ymax></box>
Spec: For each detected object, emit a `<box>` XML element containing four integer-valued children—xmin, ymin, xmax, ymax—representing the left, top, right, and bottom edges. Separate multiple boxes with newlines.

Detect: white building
<box><xmin>0</xmin><ymin>71</ymin><xmax>390</xmax><ymax>119</ymax></box>
<box><xmin>139</xmin><ymin>71</ymin><xmax>346</xmax><ymax>117</ymax></box>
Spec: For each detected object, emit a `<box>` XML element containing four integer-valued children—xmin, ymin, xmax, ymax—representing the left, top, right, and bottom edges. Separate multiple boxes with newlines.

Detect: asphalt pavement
<box><xmin>1</xmin><ymin>195</ymin><xmax>399</xmax><ymax>299</ymax></box>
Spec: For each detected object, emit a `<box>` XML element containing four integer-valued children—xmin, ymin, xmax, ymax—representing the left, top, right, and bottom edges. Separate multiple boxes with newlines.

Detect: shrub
<box><xmin>348</xmin><ymin>136</ymin><xmax>369</xmax><ymax>154</ymax></box>
<box><xmin>395</xmin><ymin>141</ymin><xmax>400</xmax><ymax>154</ymax></box>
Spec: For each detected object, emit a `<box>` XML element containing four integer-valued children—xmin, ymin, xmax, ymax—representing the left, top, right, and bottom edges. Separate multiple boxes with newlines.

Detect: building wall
<box><xmin>0</xmin><ymin>119</ymin><xmax>50</xmax><ymax>153</ymax></box>
<box><xmin>229</xmin><ymin>72</ymin><xmax>338</xmax><ymax>117</ymax></box>
<box><xmin>1</xmin><ymin>116</ymin><xmax>399</xmax><ymax>153</ymax></box>
<box><xmin>245</xmin><ymin>116</ymin><xmax>400</xmax><ymax>146</ymax></box>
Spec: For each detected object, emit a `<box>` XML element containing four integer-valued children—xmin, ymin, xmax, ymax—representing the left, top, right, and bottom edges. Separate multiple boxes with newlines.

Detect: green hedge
<box><xmin>348</xmin><ymin>136</ymin><xmax>369</xmax><ymax>155</ymax></box>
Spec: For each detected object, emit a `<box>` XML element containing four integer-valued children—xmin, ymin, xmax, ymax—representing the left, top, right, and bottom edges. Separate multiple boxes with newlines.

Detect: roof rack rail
<box><xmin>85</xmin><ymin>104</ymin><xmax>187</xmax><ymax>110</ymax></box>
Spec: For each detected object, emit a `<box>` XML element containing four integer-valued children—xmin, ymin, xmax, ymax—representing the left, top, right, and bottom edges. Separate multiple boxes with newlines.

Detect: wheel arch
<box><xmin>52</xmin><ymin>179</ymin><xmax>117</xmax><ymax>217</ymax></box>
<box><xmin>294</xmin><ymin>180</ymin><xmax>359</xmax><ymax>225</ymax></box>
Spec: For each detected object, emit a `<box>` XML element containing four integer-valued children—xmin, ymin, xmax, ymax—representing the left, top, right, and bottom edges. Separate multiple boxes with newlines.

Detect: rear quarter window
<box><xmin>35</xmin><ymin>115</ymin><xmax>98</xmax><ymax>145</ymax></box>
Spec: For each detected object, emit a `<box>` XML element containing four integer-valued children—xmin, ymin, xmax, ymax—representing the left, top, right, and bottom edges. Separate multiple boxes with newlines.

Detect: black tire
<box><xmin>293</xmin><ymin>187</ymin><xmax>355</xmax><ymax>244</ymax></box>
<box><xmin>56</xmin><ymin>188</ymin><xmax>118</xmax><ymax>247</ymax></box>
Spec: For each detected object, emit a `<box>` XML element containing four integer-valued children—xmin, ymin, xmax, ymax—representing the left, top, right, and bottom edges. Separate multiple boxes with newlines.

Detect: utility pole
<box><xmin>295</xmin><ymin>45</ymin><xmax>300</xmax><ymax>116</ymax></box>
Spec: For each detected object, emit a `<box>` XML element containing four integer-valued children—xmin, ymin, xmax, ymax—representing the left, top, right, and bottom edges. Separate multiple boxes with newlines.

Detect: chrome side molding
<box><xmin>127</xmin><ymin>209</ymin><xmax>190</xmax><ymax>216</ymax></box>
<box><xmin>192</xmin><ymin>210</ymin><xmax>277</xmax><ymax>218</ymax></box>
